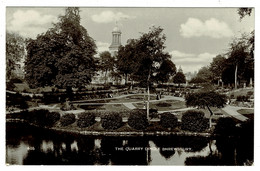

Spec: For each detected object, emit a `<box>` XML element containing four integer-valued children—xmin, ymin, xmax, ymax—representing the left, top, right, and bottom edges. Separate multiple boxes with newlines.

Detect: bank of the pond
<box><xmin>6</xmin><ymin>118</ymin><xmax>212</xmax><ymax>137</ymax></box>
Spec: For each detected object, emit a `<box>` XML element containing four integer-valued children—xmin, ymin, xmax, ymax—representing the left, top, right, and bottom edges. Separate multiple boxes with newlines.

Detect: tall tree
<box><xmin>156</xmin><ymin>59</ymin><xmax>176</xmax><ymax>83</ymax></box>
<box><xmin>185</xmin><ymin>91</ymin><xmax>227</xmax><ymax>128</ymax></box>
<box><xmin>209</xmin><ymin>55</ymin><xmax>226</xmax><ymax>86</ymax></box>
<box><xmin>173</xmin><ymin>67</ymin><xmax>186</xmax><ymax>87</ymax></box>
<box><xmin>227</xmin><ymin>37</ymin><xmax>250</xmax><ymax>89</ymax></box>
<box><xmin>25</xmin><ymin>7</ymin><xmax>97</xmax><ymax>92</ymax></box>
<box><xmin>132</xmin><ymin>26</ymin><xmax>174</xmax><ymax>120</ymax></box>
<box><xmin>116</xmin><ymin>39</ymin><xmax>138</xmax><ymax>85</ymax></box>
<box><xmin>6</xmin><ymin>32</ymin><xmax>25</xmax><ymax>80</ymax></box>
<box><xmin>189</xmin><ymin>66</ymin><xmax>212</xmax><ymax>84</ymax></box>
<box><xmin>99</xmin><ymin>51</ymin><xmax>114</xmax><ymax>84</ymax></box>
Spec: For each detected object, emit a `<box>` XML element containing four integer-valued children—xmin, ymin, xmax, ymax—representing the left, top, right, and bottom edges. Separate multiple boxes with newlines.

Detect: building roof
<box><xmin>112</xmin><ymin>26</ymin><xmax>121</xmax><ymax>33</ymax></box>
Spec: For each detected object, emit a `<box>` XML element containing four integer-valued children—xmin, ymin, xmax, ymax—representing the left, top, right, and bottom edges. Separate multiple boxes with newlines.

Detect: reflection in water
<box><xmin>6</xmin><ymin>123</ymin><xmax>253</xmax><ymax>165</ymax></box>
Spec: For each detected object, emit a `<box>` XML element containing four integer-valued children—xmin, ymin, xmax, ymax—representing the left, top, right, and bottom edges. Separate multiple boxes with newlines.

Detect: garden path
<box><xmin>222</xmin><ymin>105</ymin><xmax>250</xmax><ymax>121</ymax></box>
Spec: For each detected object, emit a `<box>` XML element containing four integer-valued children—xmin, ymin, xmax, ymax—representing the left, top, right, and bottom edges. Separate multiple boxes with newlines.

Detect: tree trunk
<box><xmin>125</xmin><ymin>73</ymin><xmax>128</xmax><ymax>85</ymax></box>
<box><xmin>104</xmin><ymin>70</ymin><xmax>107</xmax><ymax>84</ymax></box>
<box><xmin>147</xmin><ymin>68</ymin><xmax>151</xmax><ymax>121</ymax></box>
<box><xmin>235</xmin><ymin>64</ymin><xmax>238</xmax><ymax>89</ymax></box>
<box><xmin>147</xmin><ymin>85</ymin><xmax>150</xmax><ymax>121</ymax></box>
<box><xmin>206</xmin><ymin>105</ymin><xmax>213</xmax><ymax>128</ymax></box>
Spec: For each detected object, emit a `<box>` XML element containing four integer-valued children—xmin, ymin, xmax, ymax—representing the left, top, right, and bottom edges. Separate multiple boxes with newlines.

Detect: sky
<box><xmin>6</xmin><ymin>7</ymin><xmax>255</xmax><ymax>73</ymax></box>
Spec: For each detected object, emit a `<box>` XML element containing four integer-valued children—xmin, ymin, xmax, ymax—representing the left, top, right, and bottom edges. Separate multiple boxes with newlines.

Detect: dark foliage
<box><xmin>6</xmin><ymin>92</ymin><xmax>30</xmax><ymax>109</ymax></box>
<box><xmin>181</xmin><ymin>110</ymin><xmax>209</xmax><ymax>132</ymax></box>
<box><xmin>25</xmin><ymin>7</ymin><xmax>96</xmax><ymax>89</ymax></box>
<box><xmin>101</xmin><ymin>112</ymin><xmax>123</xmax><ymax>130</ymax></box>
<box><xmin>160</xmin><ymin>112</ymin><xmax>178</xmax><ymax>129</ymax></box>
<box><xmin>185</xmin><ymin>155</ymin><xmax>225</xmax><ymax>165</ymax></box>
<box><xmin>77</xmin><ymin>112</ymin><xmax>96</xmax><ymax>128</ymax></box>
<box><xmin>186</xmin><ymin>91</ymin><xmax>227</xmax><ymax>109</ymax></box>
<box><xmin>60</xmin><ymin>114</ymin><xmax>76</xmax><ymax>127</ymax></box>
<box><xmin>214</xmin><ymin>117</ymin><xmax>237</xmax><ymax>136</ymax></box>
<box><xmin>236</xmin><ymin>95</ymin><xmax>250</xmax><ymax>102</ymax></box>
<box><xmin>156</xmin><ymin>102</ymin><xmax>171</xmax><ymax>107</ymax></box>
<box><xmin>128</xmin><ymin>110</ymin><xmax>149</xmax><ymax>130</ymax></box>
<box><xmin>24</xmin><ymin>109</ymin><xmax>60</xmax><ymax>127</ymax></box>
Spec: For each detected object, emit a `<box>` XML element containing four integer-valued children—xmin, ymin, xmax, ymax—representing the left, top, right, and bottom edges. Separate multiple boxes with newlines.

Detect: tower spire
<box><xmin>109</xmin><ymin>22</ymin><xmax>122</xmax><ymax>56</ymax></box>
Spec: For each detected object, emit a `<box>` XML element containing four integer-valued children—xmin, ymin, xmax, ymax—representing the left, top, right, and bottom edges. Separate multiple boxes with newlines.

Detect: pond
<box><xmin>6</xmin><ymin>122</ymin><xmax>253</xmax><ymax>165</ymax></box>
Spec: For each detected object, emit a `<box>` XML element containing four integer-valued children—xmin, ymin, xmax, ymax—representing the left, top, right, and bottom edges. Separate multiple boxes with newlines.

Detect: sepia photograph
<box><xmin>4</xmin><ymin>1</ymin><xmax>256</xmax><ymax>166</ymax></box>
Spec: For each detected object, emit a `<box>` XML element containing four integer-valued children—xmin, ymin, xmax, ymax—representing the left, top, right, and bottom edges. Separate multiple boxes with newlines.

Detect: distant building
<box><xmin>109</xmin><ymin>23</ymin><xmax>121</xmax><ymax>56</ymax></box>
<box><xmin>92</xmin><ymin>24</ymin><xmax>122</xmax><ymax>84</ymax></box>
<box><xmin>185</xmin><ymin>71</ymin><xmax>197</xmax><ymax>81</ymax></box>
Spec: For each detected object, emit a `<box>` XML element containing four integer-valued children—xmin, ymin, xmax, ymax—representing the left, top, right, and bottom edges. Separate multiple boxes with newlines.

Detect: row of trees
<box><xmin>190</xmin><ymin>32</ymin><xmax>254</xmax><ymax>88</ymax></box>
<box><xmin>7</xmin><ymin>7</ymin><xmax>182</xmax><ymax>120</ymax></box>
<box><xmin>7</xmin><ymin>7</ymin><xmax>184</xmax><ymax>89</ymax></box>
<box><xmin>190</xmin><ymin>8</ymin><xmax>254</xmax><ymax>89</ymax></box>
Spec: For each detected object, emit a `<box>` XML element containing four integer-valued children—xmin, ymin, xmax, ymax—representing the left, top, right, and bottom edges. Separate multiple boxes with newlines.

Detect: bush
<box><xmin>60</xmin><ymin>114</ymin><xmax>76</xmax><ymax>126</ymax></box>
<box><xmin>6</xmin><ymin>92</ymin><xmax>30</xmax><ymax>109</ymax></box>
<box><xmin>156</xmin><ymin>102</ymin><xmax>171</xmax><ymax>107</ymax></box>
<box><xmin>24</xmin><ymin>109</ymin><xmax>60</xmax><ymax>127</ymax></box>
<box><xmin>236</xmin><ymin>95</ymin><xmax>250</xmax><ymax>102</ymax></box>
<box><xmin>214</xmin><ymin>117</ymin><xmax>237</xmax><ymax>136</ymax></box>
<box><xmin>77</xmin><ymin>112</ymin><xmax>96</xmax><ymax>128</ymax></box>
<box><xmin>160</xmin><ymin>112</ymin><xmax>178</xmax><ymax>129</ymax></box>
<box><xmin>45</xmin><ymin>111</ymin><xmax>60</xmax><ymax>127</ymax></box>
<box><xmin>181</xmin><ymin>110</ymin><xmax>209</xmax><ymax>132</ymax></box>
<box><xmin>101</xmin><ymin>112</ymin><xmax>123</xmax><ymax>130</ymax></box>
<box><xmin>128</xmin><ymin>109</ymin><xmax>149</xmax><ymax>130</ymax></box>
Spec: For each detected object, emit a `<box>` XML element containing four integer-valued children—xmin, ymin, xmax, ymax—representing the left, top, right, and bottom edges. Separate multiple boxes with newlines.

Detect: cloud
<box><xmin>180</xmin><ymin>18</ymin><xmax>234</xmax><ymax>38</ymax></box>
<box><xmin>7</xmin><ymin>10</ymin><xmax>58</xmax><ymax>38</ymax></box>
<box><xmin>91</xmin><ymin>10</ymin><xmax>135</xmax><ymax>23</ymax></box>
<box><xmin>170</xmin><ymin>50</ymin><xmax>216</xmax><ymax>73</ymax></box>
<box><xmin>96</xmin><ymin>41</ymin><xmax>110</xmax><ymax>53</ymax></box>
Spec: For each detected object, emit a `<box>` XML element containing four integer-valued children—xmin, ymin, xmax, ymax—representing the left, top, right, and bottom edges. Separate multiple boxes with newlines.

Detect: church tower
<box><xmin>109</xmin><ymin>22</ymin><xmax>121</xmax><ymax>56</ymax></box>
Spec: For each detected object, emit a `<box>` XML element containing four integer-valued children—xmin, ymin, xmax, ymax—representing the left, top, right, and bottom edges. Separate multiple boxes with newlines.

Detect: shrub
<box><xmin>156</xmin><ymin>102</ymin><xmax>171</xmax><ymax>107</ymax></box>
<box><xmin>236</xmin><ymin>95</ymin><xmax>250</xmax><ymax>102</ymax></box>
<box><xmin>77</xmin><ymin>112</ymin><xmax>96</xmax><ymax>128</ymax></box>
<box><xmin>45</xmin><ymin>111</ymin><xmax>60</xmax><ymax>127</ymax></box>
<box><xmin>24</xmin><ymin>109</ymin><xmax>60</xmax><ymax>127</ymax></box>
<box><xmin>128</xmin><ymin>109</ymin><xmax>149</xmax><ymax>130</ymax></box>
<box><xmin>160</xmin><ymin>112</ymin><xmax>178</xmax><ymax>129</ymax></box>
<box><xmin>60</xmin><ymin>114</ymin><xmax>76</xmax><ymax>127</ymax></box>
<box><xmin>181</xmin><ymin>110</ymin><xmax>209</xmax><ymax>132</ymax></box>
<box><xmin>214</xmin><ymin>117</ymin><xmax>237</xmax><ymax>136</ymax></box>
<box><xmin>101</xmin><ymin>112</ymin><xmax>123</xmax><ymax>130</ymax></box>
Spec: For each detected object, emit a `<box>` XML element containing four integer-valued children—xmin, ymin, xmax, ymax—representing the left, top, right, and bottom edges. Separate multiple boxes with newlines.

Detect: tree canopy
<box><xmin>185</xmin><ymin>91</ymin><xmax>227</xmax><ymax>127</ymax></box>
<box><xmin>116</xmin><ymin>39</ymin><xmax>139</xmax><ymax>84</ymax></box>
<box><xmin>6</xmin><ymin>32</ymin><xmax>25</xmax><ymax>80</ymax></box>
<box><xmin>25</xmin><ymin>7</ymin><xmax>97</xmax><ymax>89</ymax></box>
<box><xmin>209</xmin><ymin>55</ymin><xmax>226</xmax><ymax>84</ymax></box>
<box><xmin>173</xmin><ymin>68</ymin><xmax>186</xmax><ymax>86</ymax></box>
<box><xmin>132</xmin><ymin>26</ymin><xmax>175</xmax><ymax>86</ymax></box>
<box><xmin>99</xmin><ymin>51</ymin><xmax>114</xmax><ymax>84</ymax></box>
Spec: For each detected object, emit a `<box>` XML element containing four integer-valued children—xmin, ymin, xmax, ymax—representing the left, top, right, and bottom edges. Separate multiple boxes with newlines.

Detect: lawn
<box><xmin>109</xmin><ymin>94</ymin><xmax>157</xmax><ymax>103</ymax></box>
<box><xmin>237</xmin><ymin>109</ymin><xmax>254</xmax><ymax>120</ymax></box>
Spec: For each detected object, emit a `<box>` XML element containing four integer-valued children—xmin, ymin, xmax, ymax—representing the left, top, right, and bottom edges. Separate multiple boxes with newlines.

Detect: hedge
<box><xmin>128</xmin><ymin>109</ymin><xmax>149</xmax><ymax>130</ymax></box>
<box><xmin>214</xmin><ymin>117</ymin><xmax>237</xmax><ymax>136</ymax></box>
<box><xmin>181</xmin><ymin>110</ymin><xmax>209</xmax><ymax>132</ymax></box>
<box><xmin>60</xmin><ymin>114</ymin><xmax>76</xmax><ymax>127</ymax></box>
<box><xmin>101</xmin><ymin>112</ymin><xmax>123</xmax><ymax>130</ymax></box>
<box><xmin>160</xmin><ymin>112</ymin><xmax>178</xmax><ymax>129</ymax></box>
<box><xmin>77</xmin><ymin>112</ymin><xmax>96</xmax><ymax>128</ymax></box>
